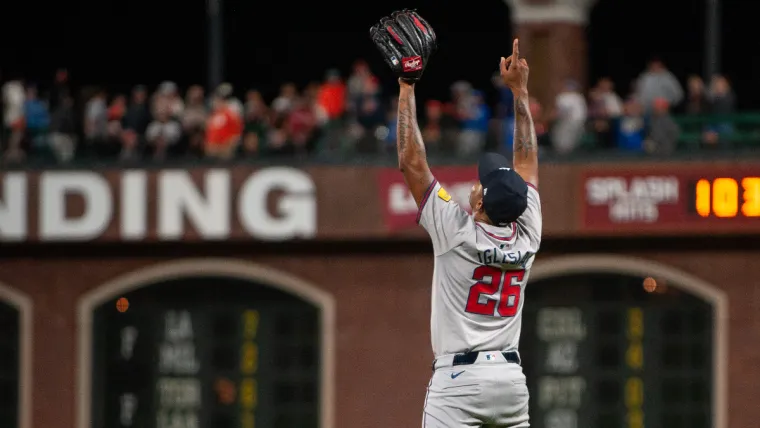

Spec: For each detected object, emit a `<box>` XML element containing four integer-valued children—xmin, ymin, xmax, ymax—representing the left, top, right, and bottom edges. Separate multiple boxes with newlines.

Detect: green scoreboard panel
<box><xmin>91</xmin><ymin>277</ymin><xmax>320</xmax><ymax>428</ymax></box>
<box><xmin>522</xmin><ymin>273</ymin><xmax>713</xmax><ymax>428</ymax></box>
<box><xmin>0</xmin><ymin>301</ymin><xmax>19</xmax><ymax>428</ymax></box>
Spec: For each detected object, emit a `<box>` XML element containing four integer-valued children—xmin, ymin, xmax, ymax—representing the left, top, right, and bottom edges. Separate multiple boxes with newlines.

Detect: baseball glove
<box><xmin>369</xmin><ymin>9</ymin><xmax>437</xmax><ymax>83</ymax></box>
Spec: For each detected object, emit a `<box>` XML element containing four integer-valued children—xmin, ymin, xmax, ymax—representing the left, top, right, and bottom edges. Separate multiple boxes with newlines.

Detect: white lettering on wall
<box><xmin>0</xmin><ymin>168</ymin><xmax>317</xmax><ymax>242</ymax></box>
<box><xmin>388</xmin><ymin>180</ymin><xmax>476</xmax><ymax>215</ymax></box>
<box><xmin>158</xmin><ymin>170</ymin><xmax>230</xmax><ymax>240</ymax></box>
<box><xmin>0</xmin><ymin>173</ymin><xmax>26</xmax><ymax>241</ymax></box>
<box><xmin>39</xmin><ymin>172</ymin><xmax>112</xmax><ymax>241</ymax></box>
<box><xmin>389</xmin><ymin>183</ymin><xmax>417</xmax><ymax>214</ymax></box>
<box><xmin>585</xmin><ymin>176</ymin><xmax>679</xmax><ymax>223</ymax></box>
<box><xmin>121</xmin><ymin>170</ymin><xmax>147</xmax><ymax>240</ymax></box>
<box><xmin>238</xmin><ymin>167</ymin><xmax>316</xmax><ymax>240</ymax></box>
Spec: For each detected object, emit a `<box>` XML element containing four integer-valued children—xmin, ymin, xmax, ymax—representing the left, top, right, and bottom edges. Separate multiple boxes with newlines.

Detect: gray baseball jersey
<box><xmin>418</xmin><ymin>179</ymin><xmax>542</xmax><ymax>358</ymax></box>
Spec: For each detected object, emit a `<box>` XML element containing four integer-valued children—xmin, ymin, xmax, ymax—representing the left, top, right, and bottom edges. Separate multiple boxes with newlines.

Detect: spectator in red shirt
<box><xmin>317</xmin><ymin>69</ymin><xmax>346</xmax><ymax>121</ymax></box>
<box><xmin>287</xmin><ymin>96</ymin><xmax>317</xmax><ymax>155</ymax></box>
<box><xmin>205</xmin><ymin>93</ymin><xmax>242</xmax><ymax>160</ymax></box>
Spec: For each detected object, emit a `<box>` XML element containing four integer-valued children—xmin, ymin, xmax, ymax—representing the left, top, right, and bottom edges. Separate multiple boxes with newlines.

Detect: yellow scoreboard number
<box><xmin>695</xmin><ymin>177</ymin><xmax>760</xmax><ymax>218</ymax></box>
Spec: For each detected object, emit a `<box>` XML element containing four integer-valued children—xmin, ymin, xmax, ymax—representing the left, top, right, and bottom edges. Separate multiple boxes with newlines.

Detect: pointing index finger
<box><xmin>513</xmin><ymin>39</ymin><xmax>519</xmax><ymax>60</ymax></box>
<box><xmin>509</xmin><ymin>39</ymin><xmax>519</xmax><ymax>69</ymax></box>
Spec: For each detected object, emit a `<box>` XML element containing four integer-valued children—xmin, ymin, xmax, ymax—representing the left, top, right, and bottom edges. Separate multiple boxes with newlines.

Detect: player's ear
<box><xmin>474</xmin><ymin>198</ymin><xmax>484</xmax><ymax>213</ymax></box>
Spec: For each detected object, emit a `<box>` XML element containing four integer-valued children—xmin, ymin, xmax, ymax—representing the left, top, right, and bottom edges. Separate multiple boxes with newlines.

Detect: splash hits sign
<box><xmin>583</xmin><ymin>174</ymin><xmax>680</xmax><ymax>226</ymax></box>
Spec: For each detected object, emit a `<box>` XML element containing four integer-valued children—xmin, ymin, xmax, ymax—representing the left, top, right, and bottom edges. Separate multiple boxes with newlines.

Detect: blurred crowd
<box><xmin>556</xmin><ymin>59</ymin><xmax>737</xmax><ymax>155</ymax></box>
<box><xmin>0</xmin><ymin>59</ymin><xmax>740</xmax><ymax>164</ymax></box>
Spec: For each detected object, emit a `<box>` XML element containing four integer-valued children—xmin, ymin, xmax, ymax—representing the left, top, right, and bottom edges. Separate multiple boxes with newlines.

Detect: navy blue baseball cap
<box><xmin>477</xmin><ymin>152</ymin><xmax>528</xmax><ymax>226</ymax></box>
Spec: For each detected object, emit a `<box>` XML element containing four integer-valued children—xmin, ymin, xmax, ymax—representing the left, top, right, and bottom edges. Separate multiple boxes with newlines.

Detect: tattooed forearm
<box><xmin>397</xmin><ymin>100</ymin><xmax>411</xmax><ymax>158</ymax></box>
<box><xmin>513</xmin><ymin>92</ymin><xmax>537</xmax><ymax>165</ymax></box>
<box><xmin>396</xmin><ymin>81</ymin><xmax>434</xmax><ymax>205</ymax></box>
<box><xmin>397</xmin><ymin>83</ymin><xmax>427</xmax><ymax>171</ymax></box>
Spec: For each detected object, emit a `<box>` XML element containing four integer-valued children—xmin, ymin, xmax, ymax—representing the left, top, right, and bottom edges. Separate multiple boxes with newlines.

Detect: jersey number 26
<box><xmin>465</xmin><ymin>266</ymin><xmax>525</xmax><ymax>317</ymax></box>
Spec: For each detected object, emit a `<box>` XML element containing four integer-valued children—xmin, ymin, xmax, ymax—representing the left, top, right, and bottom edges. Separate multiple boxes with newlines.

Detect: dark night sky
<box><xmin>1</xmin><ymin>0</ymin><xmax>757</xmax><ymax>108</ymax></box>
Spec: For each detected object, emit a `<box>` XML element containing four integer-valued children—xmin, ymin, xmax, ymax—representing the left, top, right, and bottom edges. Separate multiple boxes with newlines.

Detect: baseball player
<box><xmin>371</xmin><ymin>11</ymin><xmax>540</xmax><ymax>428</ymax></box>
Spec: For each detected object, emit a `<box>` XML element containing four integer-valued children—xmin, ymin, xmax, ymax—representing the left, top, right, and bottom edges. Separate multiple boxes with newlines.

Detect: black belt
<box><xmin>433</xmin><ymin>351</ymin><xmax>521</xmax><ymax>371</ymax></box>
<box><xmin>453</xmin><ymin>351</ymin><xmax>521</xmax><ymax>366</ymax></box>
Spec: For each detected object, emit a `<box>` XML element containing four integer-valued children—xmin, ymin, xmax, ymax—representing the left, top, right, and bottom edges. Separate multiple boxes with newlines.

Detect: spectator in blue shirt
<box><xmin>458</xmin><ymin>89</ymin><xmax>491</xmax><ymax>156</ymax></box>
<box><xmin>24</xmin><ymin>85</ymin><xmax>50</xmax><ymax>150</ymax></box>
<box><xmin>24</xmin><ymin>85</ymin><xmax>49</xmax><ymax>131</ymax></box>
<box><xmin>617</xmin><ymin>99</ymin><xmax>645</xmax><ymax>152</ymax></box>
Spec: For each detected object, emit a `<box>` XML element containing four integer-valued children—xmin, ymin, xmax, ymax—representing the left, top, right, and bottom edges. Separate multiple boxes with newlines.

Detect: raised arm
<box><xmin>500</xmin><ymin>39</ymin><xmax>538</xmax><ymax>187</ymax></box>
<box><xmin>397</xmin><ymin>80</ymin><xmax>435</xmax><ymax>206</ymax></box>
<box><xmin>512</xmin><ymin>89</ymin><xmax>538</xmax><ymax>186</ymax></box>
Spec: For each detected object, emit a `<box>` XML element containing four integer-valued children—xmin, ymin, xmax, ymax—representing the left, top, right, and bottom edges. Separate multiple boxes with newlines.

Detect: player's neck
<box><xmin>474</xmin><ymin>212</ymin><xmax>492</xmax><ymax>225</ymax></box>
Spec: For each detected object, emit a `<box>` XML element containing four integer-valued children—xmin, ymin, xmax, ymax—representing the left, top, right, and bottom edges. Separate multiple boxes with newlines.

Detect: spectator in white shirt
<box><xmin>551</xmin><ymin>79</ymin><xmax>587</xmax><ymax>155</ymax></box>
<box><xmin>636</xmin><ymin>59</ymin><xmax>684</xmax><ymax>113</ymax></box>
<box><xmin>84</xmin><ymin>90</ymin><xmax>108</xmax><ymax>139</ymax></box>
<box><xmin>272</xmin><ymin>82</ymin><xmax>298</xmax><ymax>115</ymax></box>
<box><xmin>597</xmin><ymin>78</ymin><xmax>623</xmax><ymax>117</ymax></box>
<box><xmin>145</xmin><ymin>105</ymin><xmax>181</xmax><ymax>160</ymax></box>
<box><xmin>153</xmin><ymin>81</ymin><xmax>185</xmax><ymax>120</ymax></box>
<box><xmin>2</xmin><ymin>80</ymin><xmax>25</xmax><ymax>162</ymax></box>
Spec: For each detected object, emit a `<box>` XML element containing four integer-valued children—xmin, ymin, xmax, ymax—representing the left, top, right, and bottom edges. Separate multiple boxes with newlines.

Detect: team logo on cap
<box><xmin>437</xmin><ymin>187</ymin><xmax>452</xmax><ymax>202</ymax></box>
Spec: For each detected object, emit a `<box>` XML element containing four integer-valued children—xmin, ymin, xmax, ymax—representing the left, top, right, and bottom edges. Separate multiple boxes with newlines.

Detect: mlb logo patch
<box><xmin>391</xmin><ymin>56</ymin><xmax>399</xmax><ymax>66</ymax></box>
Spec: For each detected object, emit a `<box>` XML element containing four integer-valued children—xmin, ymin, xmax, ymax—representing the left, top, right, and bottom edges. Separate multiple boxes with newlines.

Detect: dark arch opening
<box><xmin>91</xmin><ymin>276</ymin><xmax>321</xmax><ymax>428</ymax></box>
<box><xmin>521</xmin><ymin>272</ymin><xmax>713</xmax><ymax>428</ymax></box>
<box><xmin>0</xmin><ymin>300</ymin><xmax>19</xmax><ymax>428</ymax></box>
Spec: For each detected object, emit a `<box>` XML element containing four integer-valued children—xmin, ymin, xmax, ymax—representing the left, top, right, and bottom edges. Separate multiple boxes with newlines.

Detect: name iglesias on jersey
<box><xmin>477</xmin><ymin>246</ymin><xmax>535</xmax><ymax>268</ymax></box>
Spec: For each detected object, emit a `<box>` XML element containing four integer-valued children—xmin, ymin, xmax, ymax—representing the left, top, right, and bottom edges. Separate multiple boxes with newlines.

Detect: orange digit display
<box><xmin>694</xmin><ymin>177</ymin><xmax>760</xmax><ymax>218</ymax></box>
<box><xmin>712</xmin><ymin>178</ymin><xmax>739</xmax><ymax>218</ymax></box>
<box><xmin>695</xmin><ymin>179</ymin><xmax>711</xmax><ymax>217</ymax></box>
<box><xmin>741</xmin><ymin>177</ymin><xmax>760</xmax><ymax>217</ymax></box>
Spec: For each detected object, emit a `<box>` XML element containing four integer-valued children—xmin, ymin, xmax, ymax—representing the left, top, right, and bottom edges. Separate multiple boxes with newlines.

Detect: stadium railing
<box><xmin>579</xmin><ymin>112</ymin><xmax>760</xmax><ymax>152</ymax></box>
<box><xmin>4</xmin><ymin>112</ymin><xmax>760</xmax><ymax>170</ymax></box>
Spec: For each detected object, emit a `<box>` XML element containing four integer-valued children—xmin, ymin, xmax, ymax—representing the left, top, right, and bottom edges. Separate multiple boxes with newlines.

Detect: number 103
<box><xmin>695</xmin><ymin>177</ymin><xmax>760</xmax><ymax>218</ymax></box>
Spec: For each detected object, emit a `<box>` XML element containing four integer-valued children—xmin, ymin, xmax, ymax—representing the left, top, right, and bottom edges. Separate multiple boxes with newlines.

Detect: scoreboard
<box><xmin>583</xmin><ymin>170</ymin><xmax>760</xmax><ymax>233</ymax></box>
<box><xmin>91</xmin><ymin>276</ymin><xmax>320</xmax><ymax>428</ymax></box>
<box><xmin>522</xmin><ymin>273</ymin><xmax>713</xmax><ymax>428</ymax></box>
<box><xmin>0</xmin><ymin>301</ymin><xmax>18</xmax><ymax>428</ymax></box>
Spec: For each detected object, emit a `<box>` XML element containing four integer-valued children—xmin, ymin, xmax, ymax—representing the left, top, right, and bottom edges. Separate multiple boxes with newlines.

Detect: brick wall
<box><xmin>0</xmin><ymin>245</ymin><xmax>755</xmax><ymax>428</ymax></box>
